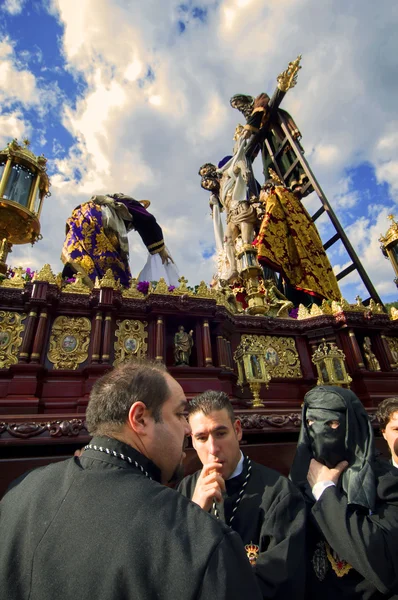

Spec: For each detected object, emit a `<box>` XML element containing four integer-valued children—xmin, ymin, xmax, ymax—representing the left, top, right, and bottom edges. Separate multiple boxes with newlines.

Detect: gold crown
<box><xmin>244</xmin><ymin>543</ymin><xmax>259</xmax><ymax>554</ymax></box>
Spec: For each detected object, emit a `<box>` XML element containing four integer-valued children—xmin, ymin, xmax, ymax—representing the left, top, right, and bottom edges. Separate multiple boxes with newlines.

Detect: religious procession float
<box><xmin>0</xmin><ymin>57</ymin><xmax>397</xmax><ymax>496</ymax></box>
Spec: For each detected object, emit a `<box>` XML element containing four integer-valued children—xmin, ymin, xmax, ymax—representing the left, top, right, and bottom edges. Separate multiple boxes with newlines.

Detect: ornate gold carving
<box><xmin>47</xmin><ymin>316</ymin><xmax>91</xmax><ymax>370</ymax></box>
<box><xmin>362</xmin><ymin>337</ymin><xmax>381</xmax><ymax>371</ymax></box>
<box><xmin>153</xmin><ymin>277</ymin><xmax>170</xmax><ymax>294</ymax></box>
<box><xmin>379</xmin><ymin>214</ymin><xmax>398</xmax><ymax>247</ymax></box>
<box><xmin>0</xmin><ymin>266</ymin><xmax>26</xmax><ymax>288</ymax></box>
<box><xmin>321</xmin><ymin>299</ymin><xmax>333</xmax><ymax>315</ymax></box>
<box><xmin>297</xmin><ymin>304</ymin><xmax>310</xmax><ymax>319</ymax></box>
<box><xmin>390</xmin><ymin>307</ymin><xmax>398</xmax><ymax>320</ymax></box>
<box><xmin>98</xmin><ymin>268</ymin><xmax>120</xmax><ymax>290</ymax></box>
<box><xmin>63</xmin><ymin>272</ymin><xmax>91</xmax><ymax>295</ymax></box>
<box><xmin>114</xmin><ymin>319</ymin><xmax>148</xmax><ymax>366</ymax></box>
<box><xmin>0</xmin><ymin>311</ymin><xmax>26</xmax><ymax>368</ymax></box>
<box><xmin>369</xmin><ymin>299</ymin><xmax>385</xmax><ymax>314</ymax></box>
<box><xmin>122</xmin><ymin>278</ymin><xmax>145</xmax><ymax>299</ymax></box>
<box><xmin>385</xmin><ymin>337</ymin><xmax>398</xmax><ymax>368</ymax></box>
<box><xmin>277</xmin><ymin>55</ymin><xmax>302</xmax><ymax>92</ymax></box>
<box><xmin>195</xmin><ymin>281</ymin><xmax>213</xmax><ymax>298</ymax></box>
<box><xmin>214</xmin><ymin>289</ymin><xmax>238</xmax><ymax>314</ymax></box>
<box><xmin>310</xmin><ymin>304</ymin><xmax>323</xmax><ymax>317</ymax></box>
<box><xmin>312</xmin><ymin>340</ymin><xmax>352</xmax><ymax>387</ymax></box>
<box><xmin>234</xmin><ymin>335</ymin><xmax>271</xmax><ymax>407</ymax></box>
<box><xmin>175</xmin><ymin>276</ymin><xmax>191</xmax><ymax>295</ymax></box>
<box><xmin>32</xmin><ymin>263</ymin><xmax>57</xmax><ymax>284</ymax></box>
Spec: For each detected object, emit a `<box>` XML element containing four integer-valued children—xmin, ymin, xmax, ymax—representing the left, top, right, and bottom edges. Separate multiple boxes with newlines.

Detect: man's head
<box><xmin>86</xmin><ymin>360</ymin><xmax>191</xmax><ymax>484</ymax></box>
<box><xmin>376</xmin><ymin>397</ymin><xmax>398</xmax><ymax>463</ymax></box>
<box><xmin>188</xmin><ymin>391</ymin><xmax>242</xmax><ymax>479</ymax></box>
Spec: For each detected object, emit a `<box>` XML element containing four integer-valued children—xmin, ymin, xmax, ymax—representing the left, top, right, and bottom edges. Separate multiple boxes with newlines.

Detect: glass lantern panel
<box><xmin>32</xmin><ymin>186</ymin><xmax>41</xmax><ymax>214</ymax></box>
<box><xmin>0</xmin><ymin>161</ymin><xmax>6</xmax><ymax>183</ymax></box>
<box><xmin>3</xmin><ymin>163</ymin><xmax>35</xmax><ymax>208</ymax></box>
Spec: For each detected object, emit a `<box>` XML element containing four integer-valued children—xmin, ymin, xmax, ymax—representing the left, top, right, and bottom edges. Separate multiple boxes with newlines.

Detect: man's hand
<box><xmin>192</xmin><ymin>462</ymin><xmax>226</xmax><ymax>512</ymax></box>
<box><xmin>159</xmin><ymin>247</ymin><xmax>174</xmax><ymax>265</ymax></box>
<box><xmin>307</xmin><ymin>458</ymin><xmax>349</xmax><ymax>488</ymax></box>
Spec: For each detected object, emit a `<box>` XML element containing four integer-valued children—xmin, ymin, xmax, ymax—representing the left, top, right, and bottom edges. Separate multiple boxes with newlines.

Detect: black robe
<box><xmin>178</xmin><ymin>458</ymin><xmax>306</xmax><ymax>599</ymax></box>
<box><xmin>304</xmin><ymin>459</ymin><xmax>398</xmax><ymax>600</ymax></box>
<box><xmin>0</xmin><ymin>436</ymin><xmax>262</xmax><ymax>600</ymax></box>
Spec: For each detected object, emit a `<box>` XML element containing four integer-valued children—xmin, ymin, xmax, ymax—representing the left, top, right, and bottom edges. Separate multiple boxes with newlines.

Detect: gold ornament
<box><xmin>0</xmin><ymin>311</ymin><xmax>26</xmax><ymax>368</ymax></box>
<box><xmin>0</xmin><ymin>267</ymin><xmax>26</xmax><ymax>288</ymax></box>
<box><xmin>122</xmin><ymin>278</ymin><xmax>145</xmax><ymax>299</ymax></box>
<box><xmin>98</xmin><ymin>269</ymin><xmax>120</xmax><ymax>290</ymax></box>
<box><xmin>114</xmin><ymin>319</ymin><xmax>148</xmax><ymax>366</ymax></box>
<box><xmin>47</xmin><ymin>316</ymin><xmax>91</xmax><ymax>369</ymax></box>
<box><xmin>153</xmin><ymin>278</ymin><xmax>170</xmax><ymax>294</ymax></box>
<box><xmin>312</xmin><ymin>339</ymin><xmax>352</xmax><ymax>387</ymax></box>
<box><xmin>32</xmin><ymin>264</ymin><xmax>57</xmax><ymax>284</ymax></box>
<box><xmin>277</xmin><ymin>55</ymin><xmax>302</xmax><ymax>92</ymax></box>
<box><xmin>175</xmin><ymin>276</ymin><xmax>191</xmax><ymax>295</ymax></box>
<box><xmin>63</xmin><ymin>272</ymin><xmax>91</xmax><ymax>295</ymax></box>
<box><xmin>385</xmin><ymin>336</ymin><xmax>398</xmax><ymax>368</ymax></box>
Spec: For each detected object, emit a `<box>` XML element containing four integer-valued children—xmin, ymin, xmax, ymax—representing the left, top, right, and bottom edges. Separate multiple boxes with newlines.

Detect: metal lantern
<box><xmin>379</xmin><ymin>215</ymin><xmax>398</xmax><ymax>288</ymax></box>
<box><xmin>234</xmin><ymin>334</ymin><xmax>271</xmax><ymax>407</ymax></box>
<box><xmin>312</xmin><ymin>339</ymin><xmax>352</xmax><ymax>388</ymax></box>
<box><xmin>0</xmin><ymin>139</ymin><xmax>51</xmax><ymax>274</ymax></box>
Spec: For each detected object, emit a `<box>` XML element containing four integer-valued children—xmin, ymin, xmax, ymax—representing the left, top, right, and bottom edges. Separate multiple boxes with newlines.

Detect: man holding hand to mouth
<box><xmin>178</xmin><ymin>390</ymin><xmax>306</xmax><ymax>600</ymax></box>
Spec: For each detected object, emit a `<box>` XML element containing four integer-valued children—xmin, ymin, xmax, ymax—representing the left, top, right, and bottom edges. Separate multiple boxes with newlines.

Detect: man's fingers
<box><xmin>334</xmin><ymin>460</ymin><xmax>349</xmax><ymax>474</ymax></box>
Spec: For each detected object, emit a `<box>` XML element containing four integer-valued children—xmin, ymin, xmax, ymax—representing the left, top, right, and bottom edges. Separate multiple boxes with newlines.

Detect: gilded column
<box><xmin>90</xmin><ymin>311</ymin><xmax>103</xmax><ymax>364</ymax></box>
<box><xmin>101</xmin><ymin>312</ymin><xmax>113</xmax><ymax>364</ymax></box>
<box><xmin>347</xmin><ymin>329</ymin><xmax>366</xmax><ymax>370</ymax></box>
<box><xmin>18</xmin><ymin>309</ymin><xmax>38</xmax><ymax>362</ymax></box>
<box><xmin>202</xmin><ymin>319</ymin><xmax>213</xmax><ymax>367</ymax></box>
<box><xmin>216</xmin><ymin>336</ymin><xmax>226</xmax><ymax>369</ymax></box>
<box><xmin>30</xmin><ymin>308</ymin><xmax>48</xmax><ymax>363</ymax></box>
<box><xmin>155</xmin><ymin>316</ymin><xmax>164</xmax><ymax>362</ymax></box>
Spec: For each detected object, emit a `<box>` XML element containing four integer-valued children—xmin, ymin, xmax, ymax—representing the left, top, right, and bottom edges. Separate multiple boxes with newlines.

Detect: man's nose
<box><xmin>184</xmin><ymin>419</ymin><xmax>191</xmax><ymax>436</ymax></box>
<box><xmin>208</xmin><ymin>436</ymin><xmax>219</xmax><ymax>456</ymax></box>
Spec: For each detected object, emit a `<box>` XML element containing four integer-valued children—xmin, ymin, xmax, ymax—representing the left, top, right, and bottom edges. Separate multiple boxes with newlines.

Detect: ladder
<box><xmin>256</xmin><ymin>111</ymin><xmax>382</xmax><ymax>305</ymax></box>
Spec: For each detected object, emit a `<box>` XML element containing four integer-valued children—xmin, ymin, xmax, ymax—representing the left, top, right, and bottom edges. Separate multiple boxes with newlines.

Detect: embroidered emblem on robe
<box><xmin>245</xmin><ymin>542</ymin><xmax>259</xmax><ymax>566</ymax></box>
<box><xmin>325</xmin><ymin>542</ymin><xmax>353</xmax><ymax>577</ymax></box>
<box><xmin>312</xmin><ymin>541</ymin><xmax>328</xmax><ymax>581</ymax></box>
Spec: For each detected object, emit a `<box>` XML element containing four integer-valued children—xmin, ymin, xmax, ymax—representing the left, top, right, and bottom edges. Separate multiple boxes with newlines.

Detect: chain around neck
<box><xmin>213</xmin><ymin>456</ymin><xmax>252</xmax><ymax>525</ymax></box>
<box><xmin>84</xmin><ymin>444</ymin><xmax>152</xmax><ymax>480</ymax></box>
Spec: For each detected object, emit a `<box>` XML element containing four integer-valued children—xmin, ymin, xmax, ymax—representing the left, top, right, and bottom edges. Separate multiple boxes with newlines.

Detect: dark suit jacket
<box><xmin>0</xmin><ymin>436</ymin><xmax>262</xmax><ymax>600</ymax></box>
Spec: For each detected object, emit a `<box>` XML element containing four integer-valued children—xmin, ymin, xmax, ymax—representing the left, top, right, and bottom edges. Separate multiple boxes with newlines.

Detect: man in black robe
<box><xmin>178</xmin><ymin>390</ymin><xmax>306</xmax><ymax>599</ymax></box>
<box><xmin>0</xmin><ymin>361</ymin><xmax>262</xmax><ymax>600</ymax></box>
<box><xmin>290</xmin><ymin>386</ymin><xmax>398</xmax><ymax>599</ymax></box>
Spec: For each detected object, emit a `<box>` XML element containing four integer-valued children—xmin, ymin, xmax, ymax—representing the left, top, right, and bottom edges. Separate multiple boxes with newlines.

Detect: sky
<box><xmin>1</xmin><ymin>0</ymin><xmax>398</xmax><ymax>304</ymax></box>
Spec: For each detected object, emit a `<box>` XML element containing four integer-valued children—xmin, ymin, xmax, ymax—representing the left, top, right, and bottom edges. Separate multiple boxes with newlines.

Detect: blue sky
<box><xmin>1</xmin><ymin>0</ymin><xmax>397</xmax><ymax>304</ymax></box>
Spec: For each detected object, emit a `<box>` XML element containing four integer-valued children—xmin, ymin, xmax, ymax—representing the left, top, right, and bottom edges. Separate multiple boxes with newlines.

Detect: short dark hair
<box><xmin>187</xmin><ymin>390</ymin><xmax>235</xmax><ymax>423</ymax></box>
<box><xmin>86</xmin><ymin>360</ymin><xmax>169</xmax><ymax>435</ymax></box>
<box><xmin>376</xmin><ymin>397</ymin><xmax>398</xmax><ymax>431</ymax></box>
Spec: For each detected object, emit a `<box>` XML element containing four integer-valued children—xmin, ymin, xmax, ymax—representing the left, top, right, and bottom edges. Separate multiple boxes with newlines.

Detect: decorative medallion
<box><xmin>257</xmin><ymin>335</ymin><xmax>302</xmax><ymax>378</ymax></box>
<box><xmin>325</xmin><ymin>543</ymin><xmax>353</xmax><ymax>577</ymax></box>
<box><xmin>114</xmin><ymin>319</ymin><xmax>148</xmax><ymax>366</ymax></box>
<box><xmin>47</xmin><ymin>316</ymin><xmax>91</xmax><ymax>369</ymax></box>
<box><xmin>244</xmin><ymin>542</ymin><xmax>259</xmax><ymax>566</ymax></box>
<box><xmin>0</xmin><ymin>311</ymin><xmax>26</xmax><ymax>369</ymax></box>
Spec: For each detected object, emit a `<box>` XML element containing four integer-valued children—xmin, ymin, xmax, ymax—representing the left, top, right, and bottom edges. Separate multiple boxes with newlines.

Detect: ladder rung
<box><xmin>300</xmin><ymin>180</ymin><xmax>313</xmax><ymax>195</ymax></box>
<box><xmin>282</xmin><ymin>157</ymin><xmax>300</xmax><ymax>181</ymax></box>
<box><xmin>311</xmin><ymin>206</ymin><xmax>326</xmax><ymax>222</ymax></box>
<box><xmin>336</xmin><ymin>263</ymin><xmax>356</xmax><ymax>281</ymax></box>
<box><xmin>323</xmin><ymin>233</ymin><xmax>340</xmax><ymax>251</ymax></box>
<box><xmin>273</xmin><ymin>137</ymin><xmax>289</xmax><ymax>159</ymax></box>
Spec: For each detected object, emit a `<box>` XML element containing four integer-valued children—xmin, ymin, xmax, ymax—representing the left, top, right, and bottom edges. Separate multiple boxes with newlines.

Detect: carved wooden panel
<box><xmin>47</xmin><ymin>316</ymin><xmax>91</xmax><ymax>370</ymax></box>
<box><xmin>0</xmin><ymin>311</ymin><xmax>25</xmax><ymax>369</ymax></box>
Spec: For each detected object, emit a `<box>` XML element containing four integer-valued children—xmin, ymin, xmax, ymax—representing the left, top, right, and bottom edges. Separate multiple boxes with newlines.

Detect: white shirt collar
<box><xmin>393</xmin><ymin>458</ymin><xmax>398</xmax><ymax>469</ymax></box>
<box><xmin>227</xmin><ymin>451</ymin><xmax>244</xmax><ymax>480</ymax></box>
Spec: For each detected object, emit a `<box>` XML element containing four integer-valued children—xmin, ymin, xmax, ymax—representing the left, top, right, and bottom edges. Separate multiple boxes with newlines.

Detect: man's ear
<box><xmin>234</xmin><ymin>419</ymin><xmax>242</xmax><ymax>442</ymax></box>
<box><xmin>382</xmin><ymin>429</ymin><xmax>387</xmax><ymax>441</ymax></box>
<box><xmin>128</xmin><ymin>402</ymin><xmax>150</xmax><ymax>434</ymax></box>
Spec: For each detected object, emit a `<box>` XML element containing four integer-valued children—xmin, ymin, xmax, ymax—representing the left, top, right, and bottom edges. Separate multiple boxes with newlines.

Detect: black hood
<box><xmin>290</xmin><ymin>386</ymin><xmax>376</xmax><ymax>511</ymax></box>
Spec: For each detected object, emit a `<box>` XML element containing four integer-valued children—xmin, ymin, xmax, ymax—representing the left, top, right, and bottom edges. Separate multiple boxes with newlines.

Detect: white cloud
<box><xmin>5</xmin><ymin>0</ymin><xmax>398</xmax><ymax>304</ymax></box>
<box><xmin>2</xmin><ymin>0</ymin><xmax>25</xmax><ymax>15</ymax></box>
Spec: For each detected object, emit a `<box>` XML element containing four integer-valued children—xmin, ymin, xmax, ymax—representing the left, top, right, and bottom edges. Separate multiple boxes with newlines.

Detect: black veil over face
<box><xmin>290</xmin><ymin>386</ymin><xmax>376</xmax><ymax>511</ymax></box>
